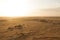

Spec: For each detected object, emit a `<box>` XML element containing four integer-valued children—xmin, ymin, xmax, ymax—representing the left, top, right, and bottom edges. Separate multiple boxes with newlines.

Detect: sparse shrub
<box><xmin>40</xmin><ymin>19</ymin><xmax>48</xmax><ymax>23</ymax></box>
<box><xmin>8</xmin><ymin>27</ymin><xmax>14</xmax><ymax>31</ymax></box>
<box><xmin>14</xmin><ymin>24</ymin><xmax>23</xmax><ymax>29</ymax></box>
<box><xmin>33</xmin><ymin>19</ymin><xmax>39</xmax><ymax>21</ymax></box>
<box><xmin>32</xmin><ymin>19</ymin><xmax>49</xmax><ymax>23</ymax></box>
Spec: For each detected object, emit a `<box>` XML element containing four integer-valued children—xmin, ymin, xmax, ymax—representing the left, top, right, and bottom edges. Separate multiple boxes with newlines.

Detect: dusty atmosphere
<box><xmin>0</xmin><ymin>0</ymin><xmax>60</xmax><ymax>40</ymax></box>
<box><xmin>0</xmin><ymin>17</ymin><xmax>60</xmax><ymax>40</ymax></box>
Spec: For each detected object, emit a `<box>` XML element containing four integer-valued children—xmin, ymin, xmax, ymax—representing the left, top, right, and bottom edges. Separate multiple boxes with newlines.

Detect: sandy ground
<box><xmin>0</xmin><ymin>17</ymin><xmax>60</xmax><ymax>40</ymax></box>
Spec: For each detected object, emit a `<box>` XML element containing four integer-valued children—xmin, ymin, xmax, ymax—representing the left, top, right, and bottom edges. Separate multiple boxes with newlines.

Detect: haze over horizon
<box><xmin>0</xmin><ymin>0</ymin><xmax>60</xmax><ymax>17</ymax></box>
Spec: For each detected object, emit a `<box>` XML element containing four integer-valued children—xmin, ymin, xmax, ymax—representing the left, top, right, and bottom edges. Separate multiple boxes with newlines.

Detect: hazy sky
<box><xmin>0</xmin><ymin>0</ymin><xmax>60</xmax><ymax>17</ymax></box>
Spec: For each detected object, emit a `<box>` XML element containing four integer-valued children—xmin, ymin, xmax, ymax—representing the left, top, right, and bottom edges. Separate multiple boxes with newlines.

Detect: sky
<box><xmin>0</xmin><ymin>0</ymin><xmax>60</xmax><ymax>17</ymax></box>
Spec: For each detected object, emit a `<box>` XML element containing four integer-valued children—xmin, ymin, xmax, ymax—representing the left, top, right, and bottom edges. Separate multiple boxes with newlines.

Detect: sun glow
<box><xmin>0</xmin><ymin>0</ymin><xmax>59</xmax><ymax>17</ymax></box>
<box><xmin>0</xmin><ymin>0</ymin><xmax>33</xmax><ymax>17</ymax></box>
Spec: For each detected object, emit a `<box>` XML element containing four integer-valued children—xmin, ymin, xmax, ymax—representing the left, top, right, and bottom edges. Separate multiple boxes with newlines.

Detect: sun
<box><xmin>6</xmin><ymin>0</ymin><xmax>29</xmax><ymax>17</ymax></box>
<box><xmin>4</xmin><ymin>7</ymin><xmax>29</xmax><ymax>17</ymax></box>
<box><xmin>1</xmin><ymin>8</ymin><xmax>31</xmax><ymax>17</ymax></box>
<box><xmin>0</xmin><ymin>0</ymin><xmax>32</xmax><ymax>17</ymax></box>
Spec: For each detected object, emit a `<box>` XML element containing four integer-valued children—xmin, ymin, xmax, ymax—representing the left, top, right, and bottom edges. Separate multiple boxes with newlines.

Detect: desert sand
<box><xmin>0</xmin><ymin>17</ymin><xmax>60</xmax><ymax>40</ymax></box>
